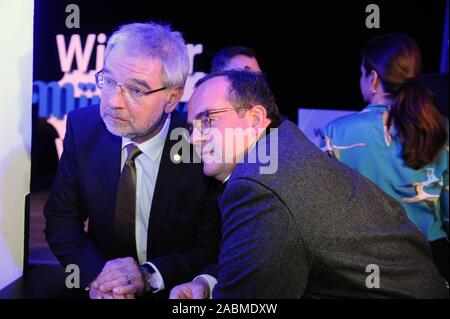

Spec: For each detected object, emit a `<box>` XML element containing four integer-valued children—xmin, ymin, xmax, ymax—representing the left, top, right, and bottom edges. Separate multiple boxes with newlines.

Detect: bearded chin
<box><xmin>132</xmin><ymin>112</ymin><xmax>168</xmax><ymax>139</ymax></box>
<box><xmin>101</xmin><ymin>115</ymin><xmax>132</xmax><ymax>138</ymax></box>
<box><xmin>101</xmin><ymin>109</ymin><xmax>167</xmax><ymax>141</ymax></box>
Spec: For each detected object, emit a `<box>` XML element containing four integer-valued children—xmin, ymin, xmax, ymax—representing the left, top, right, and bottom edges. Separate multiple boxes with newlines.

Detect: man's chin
<box><xmin>202</xmin><ymin>163</ymin><xmax>218</xmax><ymax>178</ymax></box>
<box><xmin>102</xmin><ymin>118</ymin><xmax>134</xmax><ymax>137</ymax></box>
<box><xmin>104</xmin><ymin>124</ymin><xmax>133</xmax><ymax>139</ymax></box>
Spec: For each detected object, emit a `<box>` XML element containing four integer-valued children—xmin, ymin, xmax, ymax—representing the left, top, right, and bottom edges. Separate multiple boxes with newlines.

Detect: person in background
<box><xmin>322</xmin><ymin>33</ymin><xmax>449</xmax><ymax>281</ymax></box>
<box><xmin>211</xmin><ymin>46</ymin><xmax>262</xmax><ymax>73</ymax></box>
<box><xmin>177</xmin><ymin>46</ymin><xmax>262</xmax><ymax>114</ymax></box>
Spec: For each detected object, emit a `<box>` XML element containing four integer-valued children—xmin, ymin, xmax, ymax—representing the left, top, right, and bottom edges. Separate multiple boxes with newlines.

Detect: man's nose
<box><xmin>104</xmin><ymin>85</ymin><xmax>126</xmax><ymax>108</ymax></box>
<box><xmin>189</xmin><ymin>127</ymin><xmax>204</xmax><ymax>145</ymax></box>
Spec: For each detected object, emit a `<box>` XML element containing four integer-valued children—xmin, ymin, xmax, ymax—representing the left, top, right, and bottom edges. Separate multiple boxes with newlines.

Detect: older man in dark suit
<box><xmin>170</xmin><ymin>70</ymin><xmax>448</xmax><ymax>299</ymax></box>
<box><xmin>44</xmin><ymin>22</ymin><xmax>220</xmax><ymax>299</ymax></box>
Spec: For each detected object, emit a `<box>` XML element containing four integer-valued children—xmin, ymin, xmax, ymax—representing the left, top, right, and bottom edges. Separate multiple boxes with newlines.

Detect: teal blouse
<box><xmin>322</xmin><ymin>104</ymin><xmax>449</xmax><ymax>241</ymax></box>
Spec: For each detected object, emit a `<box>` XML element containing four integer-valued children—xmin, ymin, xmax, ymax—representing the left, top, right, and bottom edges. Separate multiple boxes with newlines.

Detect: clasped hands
<box><xmin>89</xmin><ymin>257</ymin><xmax>147</xmax><ymax>299</ymax></box>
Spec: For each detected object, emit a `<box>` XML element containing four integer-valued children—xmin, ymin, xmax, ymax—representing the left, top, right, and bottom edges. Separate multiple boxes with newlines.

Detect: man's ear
<box><xmin>249</xmin><ymin>105</ymin><xmax>268</xmax><ymax>129</ymax></box>
<box><xmin>164</xmin><ymin>87</ymin><xmax>184</xmax><ymax>113</ymax></box>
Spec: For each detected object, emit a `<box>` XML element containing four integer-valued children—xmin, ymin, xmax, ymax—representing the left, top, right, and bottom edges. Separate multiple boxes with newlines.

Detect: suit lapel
<box><xmin>147</xmin><ymin>112</ymin><xmax>186</xmax><ymax>254</ymax></box>
<box><xmin>99</xmin><ymin>129</ymin><xmax>122</xmax><ymax>247</ymax></box>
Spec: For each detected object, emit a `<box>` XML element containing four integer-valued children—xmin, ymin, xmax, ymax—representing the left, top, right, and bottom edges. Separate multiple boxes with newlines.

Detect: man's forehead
<box><xmin>188</xmin><ymin>77</ymin><xmax>230</xmax><ymax>118</ymax></box>
<box><xmin>227</xmin><ymin>55</ymin><xmax>260</xmax><ymax>71</ymax></box>
<box><xmin>195</xmin><ymin>77</ymin><xmax>229</xmax><ymax>101</ymax></box>
<box><xmin>104</xmin><ymin>46</ymin><xmax>163</xmax><ymax>79</ymax></box>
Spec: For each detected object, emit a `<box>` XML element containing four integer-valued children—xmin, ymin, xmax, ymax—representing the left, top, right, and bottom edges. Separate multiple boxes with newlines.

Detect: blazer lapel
<box><xmin>147</xmin><ymin>112</ymin><xmax>186</xmax><ymax>254</ymax></box>
<box><xmin>98</xmin><ymin>129</ymin><xmax>122</xmax><ymax>247</ymax></box>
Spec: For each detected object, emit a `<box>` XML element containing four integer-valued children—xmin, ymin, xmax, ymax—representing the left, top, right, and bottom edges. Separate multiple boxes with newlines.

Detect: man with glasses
<box><xmin>44</xmin><ymin>22</ymin><xmax>220</xmax><ymax>299</ymax></box>
<box><xmin>169</xmin><ymin>70</ymin><xmax>448</xmax><ymax>299</ymax></box>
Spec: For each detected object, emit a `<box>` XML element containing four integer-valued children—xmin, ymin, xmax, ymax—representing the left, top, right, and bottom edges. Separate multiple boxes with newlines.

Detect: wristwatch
<box><xmin>141</xmin><ymin>263</ymin><xmax>158</xmax><ymax>292</ymax></box>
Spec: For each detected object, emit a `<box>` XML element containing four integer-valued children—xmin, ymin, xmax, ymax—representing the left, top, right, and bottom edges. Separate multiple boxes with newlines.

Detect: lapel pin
<box><xmin>173</xmin><ymin>153</ymin><xmax>181</xmax><ymax>163</ymax></box>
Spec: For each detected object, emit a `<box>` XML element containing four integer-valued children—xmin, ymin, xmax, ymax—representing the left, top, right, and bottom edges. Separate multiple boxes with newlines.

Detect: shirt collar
<box><xmin>222</xmin><ymin>174</ymin><xmax>232</xmax><ymax>184</ymax></box>
<box><xmin>122</xmin><ymin>114</ymin><xmax>171</xmax><ymax>162</ymax></box>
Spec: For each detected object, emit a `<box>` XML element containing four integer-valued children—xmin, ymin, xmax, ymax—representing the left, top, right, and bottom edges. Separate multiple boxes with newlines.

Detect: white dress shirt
<box><xmin>120</xmin><ymin>114</ymin><xmax>171</xmax><ymax>292</ymax></box>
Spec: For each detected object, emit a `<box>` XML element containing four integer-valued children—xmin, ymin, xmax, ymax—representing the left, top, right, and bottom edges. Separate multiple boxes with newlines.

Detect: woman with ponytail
<box><xmin>322</xmin><ymin>33</ymin><xmax>449</xmax><ymax>281</ymax></box>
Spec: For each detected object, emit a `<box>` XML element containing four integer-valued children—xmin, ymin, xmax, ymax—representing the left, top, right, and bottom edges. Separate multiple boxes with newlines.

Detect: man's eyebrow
<box><xmin>195</xmin><ymin>111</ymin><xmax>208</xmax><ymax>119</ymax></box>
<box><xmin>101</xmin><ymin>69</ymin><xmax>151</xmax><ymax>89</ymax></box>
<box><xmin>128</xmin><ymin>79</ymin><xmax>151</xmax><ymax>90</ymax></box>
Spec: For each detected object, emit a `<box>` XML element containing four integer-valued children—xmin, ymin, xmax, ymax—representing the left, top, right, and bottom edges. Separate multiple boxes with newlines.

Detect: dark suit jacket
<box><xmin>44</xmin><ymin>106</ymin><xmax>220</xmax><ymax>292</ymax></box>
<box><xmin>213</xmin><ymin>119</ymin><xmax>448</xmax><ymax>298</ymax></box>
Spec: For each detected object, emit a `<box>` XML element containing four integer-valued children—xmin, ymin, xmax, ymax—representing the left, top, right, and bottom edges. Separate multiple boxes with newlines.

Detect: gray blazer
<box><xmin>213</xmin><ymin>119</ymin><xmax>448</xmax><ymax>298</ymax></box>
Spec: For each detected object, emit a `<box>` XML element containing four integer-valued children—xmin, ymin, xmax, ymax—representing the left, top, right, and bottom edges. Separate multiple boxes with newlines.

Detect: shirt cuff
<box><xmin>144</xmin><ymin>262</ymin><xmax>165</xmax><ymax>293</ymax></box>
<box><xmin>193</xmin><ymin>274</ymin><xmax>217</xmax><ymax>299</ymax></box>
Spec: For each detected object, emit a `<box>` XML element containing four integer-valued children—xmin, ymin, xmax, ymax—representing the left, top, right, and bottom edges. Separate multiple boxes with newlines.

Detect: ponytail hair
<box><xmin>362</xmin><ymin>33</ymin><xmax>447</xmax><ymax>169</ymax></box>
<box><xmin>388</xmin><ymin>78</ymin><xmax>447</xmax><ymax>169</ymax></box>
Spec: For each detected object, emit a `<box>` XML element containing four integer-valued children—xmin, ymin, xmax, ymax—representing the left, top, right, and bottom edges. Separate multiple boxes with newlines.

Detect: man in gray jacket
<box><xmin>170</xmin><ymin>70</ymin><xmax>448</xmax><ymax>298</ymax></box>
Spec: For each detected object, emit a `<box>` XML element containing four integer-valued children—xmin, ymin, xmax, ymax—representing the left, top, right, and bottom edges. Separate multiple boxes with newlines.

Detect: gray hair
<box><xmin>105</xmin><ymin>22</ymin><xmax>189</xmax><ymax>88</ymax></box>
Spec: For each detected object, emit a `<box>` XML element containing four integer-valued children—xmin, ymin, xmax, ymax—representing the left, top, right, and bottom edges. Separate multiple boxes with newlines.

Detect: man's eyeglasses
<box><xmin>95</xmin><ymin>71</ymin><xmax>167</xmax><ymax>103</ymax></box>
<box><xmin>187</xmin><ymin>106</ymin><xmax>252</xmax><ymax>137</ymax></box>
